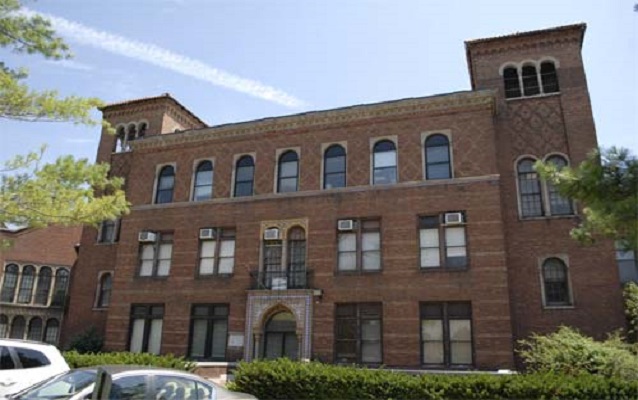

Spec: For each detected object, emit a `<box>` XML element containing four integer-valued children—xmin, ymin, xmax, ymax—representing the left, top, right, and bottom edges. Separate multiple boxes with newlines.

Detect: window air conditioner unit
<box><xmin>337</xmin><ymin>219</ymin><xmax>354</xmax><ymax>231</ymax></box>
<box><xmin>264</xmin><ymin>228</ymin><xmax>280</xmax><ymax>240</ymax></box>
<box><xmin>138</xmin><ymin>231</ymin><xmax>157</xmax><ymax>243</ymax></box>
<box><xmin>444</xmin><ymin>212</ymin><xmax>464</xmax><ymax>225</ymax></box>
<box><xmin>271</xmin><ymin>277</ymin><xmax>288</xmax><ymax>290</ymax></box>
<box><xmin>199</xmin><ymin>228</ymin><xmax>216</xmax><ymax>239</ymax></box>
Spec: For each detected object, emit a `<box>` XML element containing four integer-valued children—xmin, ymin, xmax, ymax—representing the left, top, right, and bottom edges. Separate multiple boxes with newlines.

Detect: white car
<box><xmin>0</xmin><ymin>339</ymin><xmax>70</xmax><ymax>399</ymax></box>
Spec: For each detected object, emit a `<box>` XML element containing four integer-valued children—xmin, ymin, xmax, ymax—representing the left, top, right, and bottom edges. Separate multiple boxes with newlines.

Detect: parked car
<box><xmin>10</xmin><ymin>365</ymin><xmax>257</xmax><ymax>400</ymax></box>
<box><xmin>0</xmin><ymin>339</ymin><xmax>70</xmax><ymax>399</ymax></box>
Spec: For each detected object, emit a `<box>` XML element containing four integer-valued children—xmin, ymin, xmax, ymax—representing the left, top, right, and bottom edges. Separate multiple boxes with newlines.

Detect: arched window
<box><xmin>27</xmin><ymin>317</ymin><xmax>43</xmax><ymax>341</ymax></box>
<box><xmin>263</xmin><ymin>311</ymin><xmax>298</xmax><ymax>360</ymax></box>
<box><xmin>277</xmin><ymin>151</ymin><xmax>299</xmax><ymax>193</ymax></box>
<box><xmin>17</xmin><ymin>265</ymin><xmax>36</xmax><ymax>304</ymax></box>
<box><xmin>287</xmin><ymin>227</ymin><xmax>307</xmax><ymax>289</ymax></box>
<box><xmin>545</xmin><ymin>155</ymin><xmax>573</xmax><ymax>215</ymax></box>
<box><xmin>522</xmin><ymin>65</ymin><xmax>540</xmax><ymax>96</ymax></box>
<box><xmin>0</xmin><ymin>315</ymin><xmax>7</xmax><ymax>338</ymax></box>
<box><xmin>44</xmin><ymin>318</ymin><xmax>60</xmax><ymax>344</ymax></box>
<box><xmin>540</xmin><ymin>61</ymin><xmax>559</xmax><ymax>94</ymax></box>
<box><xmin>9</xmin><ymin>316</ymin><xmax>25</xmax><ymax>339</ymax></box>
<box><xmin>323</xmin><ymin>145</ymin><xmax>346</xmax><ymax>189</ymax></box>
<box><xmin>155</xmin><ymin>165</ymin><xmax>175</xmax><ymax>204</ymax></box>
<box><xmin>114</xmin><ymin>126</ymin><xmax>126</xmax><ymax>153</ymax></box>
<box><xmin>542</xmin><ymin>258</ymin><xmax>571</xmax><ymax>306</ymax></box>
<box><xmin>372</xmin><ymin>140</ymin><xmax>397</xmax><ymax>185</ymax></box>
<box><xmin>51</xmin><ymin>269</ymin><xmax>69</xmax><ymax>307</ymax></box>
<box><xmin>425</xmin><ymin>135</ymin><xmax>451</xmax><ymax>180</ymax></box>
<box><xmin>192</xmin><ymin>161</ymin><xmax>214</xmax><ymax>201</ymax></box>
<box><xmin>138</xmin><ymin>122</ymin><xmax>148</xmax><ymax>138</ymax></box>
<box><xmin>97</xmin><ymin>273</ymin><xmax>112</xmax><ymax>308</ymax></box>
<box><xmin>517</xmin><ymin>159</ymin><xmax>543</xmax><ymax>217</ymax></box>
<box><xmin>234</xmin><ymin>155</ymin><xmax>255</xmax><ymax>197</ymax></box>
<box><xmin>126</xmin><ymin>124</ymin><xmax>137</xmax><ymax>149</ymax></box>
<box><xmin>34</xmin><ymin>267</ymin><xmax>52</xmax><ymax>305</ymax></box>
<box><xmin>0</xmin><ymin>264</ymin><xmax>19</xmax><ymax>302</ymax></box>
<box><xmin>503</xmin><ymin>66</ymin><xmax>521</xmax><ymax>99</ymax></box>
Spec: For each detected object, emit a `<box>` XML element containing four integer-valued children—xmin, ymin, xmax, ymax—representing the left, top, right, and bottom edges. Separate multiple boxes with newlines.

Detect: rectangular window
<box><xmin>335</xmin><ymin>303</ymin><xmax>382</xmax><ymax>364</ymax></box>
<box><xmin>129</xmin><ymin>304</ymin><xmax>164</xmax><ymax>355</ymax></box>
<box><xmin>188</xmin><ymin>304</ymin><xmax>229</xmax><ymax>360</ymax></box>
<box><xmin>420</xmin><ymin>302</ymin><xmax>472</xmax><ymax>367</ymax></box>
<box><xmin>419</xmin><ymin>214</ymin><xmax>467</xmax><ymax>269</ymax></box>
<box><xmin>337</xmin><ymin>219</ymin><xmax>381</xmax><ymax>272</ymax></box>
<box><xmin>98</xmin><ymin>219</ymin><xmax>119</xmax><ymax>243</ymax></box>
<box><xmin>198</xmin><ymin>229</ymin><xmax>236</xmax><ymax>275</ymax></box>
<box><xmin>139</xmin><ymin>233</ymin><xmax>173</xmax><ymax>277</ymax></box>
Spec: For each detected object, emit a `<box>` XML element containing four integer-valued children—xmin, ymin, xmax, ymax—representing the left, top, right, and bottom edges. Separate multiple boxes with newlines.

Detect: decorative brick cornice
<box><xmin>132</xmin><ymin>90</ymin><xmax>495</xmax><ymax>150</ymax></box>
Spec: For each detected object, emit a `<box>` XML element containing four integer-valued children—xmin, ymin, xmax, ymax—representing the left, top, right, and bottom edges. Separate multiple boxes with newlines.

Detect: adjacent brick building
<box><xmin>0</xmin><ymin>226</ymin><xmax>81</xmax><ymax>345</ymax></box>
<box><xmin>62</xmin><ymin>23</ymin><xmax>625</xmax><ymax>370</ymax></box>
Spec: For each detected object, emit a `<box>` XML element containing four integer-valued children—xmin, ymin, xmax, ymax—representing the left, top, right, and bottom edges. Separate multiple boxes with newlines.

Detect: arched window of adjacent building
<box><xmin>27</xmin><ymin>317</ymin><xmax>43</xmax><ymax>341</ymax></box>
<box><xmin>287</xmin><ymin>227</ymin><xmax>307</xmax><ymax>289</ymax></box>
<box><xmin>0</xmin><ymin>315</ymin><xmax>7</xmax><ymax>338</ymax></box>
<box><xmin>17</xmin><ymin>265</ymin><xmax>36</xmax><ymax>304</ymax></box>
<box><xmin>155</xmin><ymin>165</ymin><xmax>175</xmax><ymax>204</ymax></box>
<box><xmin>51</xmin><ymin>269</ymin><xmax>69</xmax><ymax>307</ymax></box>
<box><xmin>517</xmin><ymin>158</ymin><xmax>543</xmax><ymax>217</ymax></box>
<box><xmin>44</xmin><ymin>318</ymin><xmax>60</xmax><ymax>344</ymax></box>
<box><xmin>126</xmin><ymin>123</ymin><xmax>137</xmax><ymax>150</ymax></box>
<box><xmin>34</xmin><ymin>267</ymin><xmax>52</xmax><ymax>305</ymax></box>
<box><xmin>425</xmin><ymin>134</ymin><xmax>452</xmax><ymax>180</ymax></box>
<box><xmin>192</xmin><ymin>160</ymin><xmax>214</xmax><ymax>201</ymax></box>
<box><xmin>234</xmin><ymin>155</ymin><xmax>255</xmax><ymax>197</ymax></box>
<box><xmin>114</xmin><ymin>126</ymin><xmax>126</xmax><ymax>153</ymax></box>
<box><xmin>323</xmin><ymin>145</ymin><xmax>346</xmax><ymax>189</ymax></box>
<box><xmin>0</xmin><ymin>264</ymin><xmax>19</xmax><ymax>303</ymax></box>
<box><xmin>372</xmin><ymin>140</ymin><xmax>397</xmax><ymax>185</ymax></box>
<box><xmin>522</xmin><ymin>64</ymin><xmax>540</xmax><ymax>96</ymax></box>
<box><xmin>97</xmin><ymin>273</ymin><xmax>112</xmax><ymax>308</ymax></box>
<box><xmin>503</xmin><ymin>66</ymin><xmax>521</xmax><ymax>99</ymax></box>
<box><xmin>138</xmin><ymin>122</ymin><xmax>148</xmax><ymax>139</ymax></box>
<box><xmin>9</xmin><ymin>316</ymin><xmax>25</xmax><ymax>339</ymax></box>
<box><xmin>545</xmin><ymin>155</ymin><xmax>573</xmax><ymax>215</ymax></box>
<box><xmin>277</xmin><ymin>151</ymin><xmax>299</xmax><ymax>193</ymax></box>
<box><xmin>540</xmin><ymin>61</ymin><xmax>560</xmax><ymax>94</ymax></box>
<box><xmin>542</xmin><ymin>258</ymin><xmax>571</xmax><ymax>307</ymax></box>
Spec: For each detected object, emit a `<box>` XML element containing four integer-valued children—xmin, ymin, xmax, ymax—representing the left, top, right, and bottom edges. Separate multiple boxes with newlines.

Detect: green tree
<box><xmin>0</xmin><ymin>0</ymin><xmax>128</xmax><ymax>229</ymax></box>
<box><xmin>536</xmin><ymin>147</ymin><xmax>638</xmax><ymax>252</ymax></box>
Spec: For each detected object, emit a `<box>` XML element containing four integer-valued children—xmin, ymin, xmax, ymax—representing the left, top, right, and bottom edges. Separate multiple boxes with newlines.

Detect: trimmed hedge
<box><xmin>63</xmin><ymin>351</ymin><xmax>195</xmax><ymax>371</ymax></box>
<box><xmin>228</xmin><ymin>359</ymin><xmax>638</xmax><ymax>400</ymax></box>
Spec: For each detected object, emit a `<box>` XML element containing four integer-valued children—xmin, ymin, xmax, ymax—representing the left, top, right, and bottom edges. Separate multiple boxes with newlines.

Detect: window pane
<box><xmin>279</xmin><ymin>177</ymin><xmax>298</xmax><ymax>193</ymax></box>
<box><xmin>421</xmin><ymin>320</ymin><xmax>443</xmax><ymax>340</ymax></box>
<box><xmin>280</xmin><ymin>161</ymin><xmax>298</xmax><ymax>178</ymax></box>
<box><xmin>236</xmin><ymin>165</ymin><xmax>254</xmax><ymax>181</ymax></box>
<box><xmin>362</xmin><ymin>232</ymin><xmax>380</xmax><ymax>251</ymax></box>
<box><xmin>324</xmin><ymin>173</ymin><xmax>346</xmax><ymax>189</ymax></box>
<box><xmin>325</xmin><ymin>155</ymin><xmax>346</xmax><ymax>174</ymax></box>
<box><xmin>336</xmin><ymin>318</ymin><xmax>357</xmax><ymax>340</ymax></box>
<box><xmin>201</xmin><ymin>240</ymin><xmax>216</xmax><ymax>258</ymax></box>
<box><xmin>157</xmin><ymin>260</ymin><xmax>171</xmax><ymax>276</ymax></box>
<box><xmin>159</xmin><ymin>243</ymin><xmax>172</xmax><ymax>259</ymax></box>
<box><xmin>190</xmin><ymin>320</ymin><xmax>207</xmax><ymax>358</ymax></box>
<box><xmin>338</xmin><ymin>233</ymin><xmax>356</xmax><ymax>252</ymax></box>
<box><xmin>139</xmin><ymin>260</ymin><xmax>154</xmax><ymax>276</ymax></box>
<box><xmin>211</xmin><ymin>319</ymin><xmax>228</xmax><ymax>359</ymax></box>
<box><xmin>362</xmin><ymin>319</ymin><xmax>381</xmax><ymax>340</ymax></box>
<box><xmin>423</xmin><ymin>342</ymin><xmax>444</xmax><ymax>364</ymax></box>
<box><xmin>234</xmin><ymin>182</ymin><xmax>253</xmax><ymax>197</ymax></box>
<box><xmin>445</xmin><ymin>228</ymin><xmax>466</xmax><ymax>246</ymax></box>
<box><xmin>196</xmin><ymin>169</ymin><xmax>213</xmax><ymax>186</ymax></box>
<box><xmin>199</xmin><ymin>258</ymin><xmax>215</xmax><ymax>275</ymax></box>
<box><xmin>447</xmin><ymin>247</ymin><xmax>467</xmax><ymax>258</ymax></box>
<box><xmin>373</xmin><ymin>167</ymin><xmax>397</xmax><ymax>185</ymax></box>
<box><xmin>420</xmin><ymin>229</ymin><xmax>439</xmax><ymax>247</ymax></box>
<box><xmin>218</xmin><ymin>258</ymin><xmax>234</xmax><ymax>274</ymax></box>
<box><xmin>361</xmin><ymin>342</ymin><xmax>382</xmax><ymax>363</ymax></box>
<box><xmin>148</xmin><ymin>319</ymin><xmax>163</xmax><ymax>355</ymax></box>
<box><xmin>427</xmin><ymin>164</ymin><xmax>451</xmax><ymax>180</ymax></box>
<box><xmin>449</xmin><ymin>320</ymin><xmax>471</xmax><ymax>340</ymax></box>
<box><xmin>220</xmin><ymin>240</ymin><xmax>235</xmax><ymax>257</ymax></box>
<box><xmin>338</xmin><ymin>253</ymin><xmax>357</xmax><ymax>271</ymax></box>
<box><xmin>374</xmin><ymin>151</ymin><xmax>396</xmax><ymax>168</ymax></box>
<box><xmin>158</xmin><ymin>175</ymin><xmax>174</xmax><ymax>190</ymax></box>
<box><xmin>129</xmin><ymin>319</ymin><xmax>145</xmax><ymax>353</ymax></box>
<box><xmin>451</xmin><ymin>342</ymin><xmax>473</xmax><ymax>365</ymax></box>
<box><xmin>194</xmin><ymin>186</ymin><xmax>213</xmax><ymax>201</ymax></box>
<box><xmin>362</xmin><ymin>251</ymin><xmax>381</xmax><ymax>270</ymax></box>
<box><xmin>421</xmin><ymin>248</ymin><xmax>440</xmax><ymax>268</ymax></box>
<box><xmin>426</xmin><ymin>146</ymin><xmax>450</xmax><ymax>163</ymax></box>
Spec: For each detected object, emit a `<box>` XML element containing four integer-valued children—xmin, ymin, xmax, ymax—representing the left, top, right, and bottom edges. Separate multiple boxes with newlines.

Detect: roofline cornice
<box><xmin>132</xmin><ymin>90</ymin><xmax>496</xmax><ymax>150</ymax></box>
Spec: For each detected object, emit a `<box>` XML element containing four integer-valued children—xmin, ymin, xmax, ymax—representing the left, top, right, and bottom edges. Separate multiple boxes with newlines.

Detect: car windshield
<box><xmin>14</xmin><ymin>370</ymin><xmax>97</xmax><ymax>399</ymax></box>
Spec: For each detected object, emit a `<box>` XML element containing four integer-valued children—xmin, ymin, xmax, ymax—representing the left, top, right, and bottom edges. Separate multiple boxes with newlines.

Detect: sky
<box><xmin>1</xmin><ymin>0</ymin><xmax>637</xmax><ymax>165</ymax></box>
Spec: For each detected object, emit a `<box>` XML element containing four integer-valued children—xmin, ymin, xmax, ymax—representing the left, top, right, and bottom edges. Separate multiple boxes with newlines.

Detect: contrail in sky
<box><xmin>22</xmin><ymin>9</ymin><xmax>306</xmax><ymax>108</ymax></box>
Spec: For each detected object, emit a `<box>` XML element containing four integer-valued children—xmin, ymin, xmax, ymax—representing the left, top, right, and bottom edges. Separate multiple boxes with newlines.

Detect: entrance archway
<box><xmin>263</xmin><ymin>311</ymin><xmax>298</xmax><ymax>360</ymax></box>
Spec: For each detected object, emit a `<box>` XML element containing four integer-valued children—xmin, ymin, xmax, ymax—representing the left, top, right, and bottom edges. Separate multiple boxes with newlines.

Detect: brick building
<box><xmin>63</xmin><ymin>23</ymin><xmax>625</xmax><ymax>370</ymax></box>
<box><xmin>0</xmin><ymin>226</ymin><xmax>82</xmax><ymax>345</ymax></box>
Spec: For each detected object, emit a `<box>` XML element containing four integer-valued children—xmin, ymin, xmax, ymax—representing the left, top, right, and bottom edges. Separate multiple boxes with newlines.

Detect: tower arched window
<box><xmin>424</xmin><ymin>134</ymin><xmax>451</xmax><ymax>180</ymax></box>
<box><xmin>542</xmin><ymin>258</ymin><xmax>572</xmax><ymax>307</ymax></box>
<box><xmin>97</xmin><ymin>273</ymin><xmax>112</xmax><ymax>308</ymax></box>
<box><xmin>155</xmin><ymin>165</ymin><xmax>175</xmax><ymax>204</ymax></box>
<box><xmin>522</xmin><ymin>65</ymin><xmax>540</xmax><ymax>96</ymax></box>
<box><xmin>503</xmin><ymin>66</ymin><xmax>521</xmax><ymax>99</ymax></box>
<box><xmin>192</xmin><ymin>161</ymin><xmax>214</xmax><ymax>201</ymax></box>
<box><xmin>234</xmin><ymin>155</ymin><xmax>255</xmax><ymax>197</ymax></box>
<box><xmin>0</xmin><ymin>264</ymin><xmax>19</xmax><ymax>303</ymax></box>
<box><xmin>17</xmin><ymin>265</ymin><xmax>35</xmax><ymax>304</ymax></box>
<box><xmin>114</xmin><ymin>126</ymin><xmax>126</xmax><ymax>153</ymax></box>
<box><xmin>34</xmin><ymin>267</ymin><xmax>52</xmax><ymax>305</ymax></box>
<box><xmin>277</xmin><ymin>151</ymin><xmax>299</xmax><ymax>193</ymax></box>
<box><xmin>545</xmin><ymin>155</ymin><xmax>573</xmax><ymax>215</ymax></box>
<box><xmin>138</xmin><ymin>122</ymin><xmax>148</xmax><ymax>138</ymax></box>
<box><xmin>126</xmin><ymin>124</ymin><xmax>137</xmax><ymax>150</ymax></box>
<box><xmin>517</xmin><ymin>158</ymin><xmax>544</xmax><ymax>217</ymax></box>
<box><xmin>323</xmin><ymin>145</ymin><xmax>346</xmax><ymax>189</ymax></box>
<box><xmin>540</xmin><ymin>61</ymin><xmax>559</xmax><ymax>94</ymax></box>
<box><xmin>372</xmin><ymin>140</ymin><xmax>397</xmax><ymax>185</ymax></box>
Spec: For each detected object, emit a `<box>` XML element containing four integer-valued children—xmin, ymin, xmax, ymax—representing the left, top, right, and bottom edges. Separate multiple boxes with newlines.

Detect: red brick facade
<box><xmin>62</xmin><ymin>24</ymin><xmax>625</xmax><ymax>370</ymax></box>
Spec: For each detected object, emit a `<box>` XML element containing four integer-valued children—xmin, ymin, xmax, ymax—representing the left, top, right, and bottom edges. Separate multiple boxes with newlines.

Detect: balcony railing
<box><xmin>249</xmin><ymin>269</ymin><xmax>313</xmax><ymax>290</ymax></box>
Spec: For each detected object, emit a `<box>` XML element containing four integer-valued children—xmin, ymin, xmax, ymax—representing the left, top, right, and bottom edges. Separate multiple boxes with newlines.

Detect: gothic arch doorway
<box><xmin>263</xmin><ymin>311</ymin><xmax>298</xmax><ymax>360</ymax></box>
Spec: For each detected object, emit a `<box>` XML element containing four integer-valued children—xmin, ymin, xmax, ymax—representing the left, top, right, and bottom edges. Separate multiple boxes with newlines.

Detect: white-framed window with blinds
<box><xmin>337</xmin><ymin>219</ymin><xmax>381</xmax><ymax>272</ymax></box>
<box><xmin>419</xmin><ymin>214</ymin><xmax>468</xmax><ymax>269</ymax></box>
<box><xmin>139</xmin><ymin>232</ymin><xmax>173</xmax><ymax>277</ymax></box>
<box><xmin>421</xmin><ymin>302</ymin><xmax>473</xmax><ymax>367</ymax></box>
<box><xmin>198</xmin><ymin>228</ymin><xmax>236</xmax><ymax>276</ymax></box>
<box><xmin>129</xmin><ymin>304</ymin><xmax>164</xmax><ymax>355</ymax></box>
